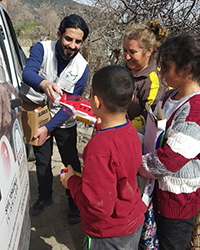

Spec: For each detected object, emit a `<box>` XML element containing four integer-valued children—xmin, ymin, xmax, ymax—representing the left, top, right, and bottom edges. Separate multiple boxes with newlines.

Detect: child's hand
<box><xmin>60</xmin><ymin>164</ymin><xmax>75</xmax><ymax>189</ymax></box>
<box><xmin>33</xmin><ymin>126</ymin><xmax>48</xmax><ymax>146</ymax></box>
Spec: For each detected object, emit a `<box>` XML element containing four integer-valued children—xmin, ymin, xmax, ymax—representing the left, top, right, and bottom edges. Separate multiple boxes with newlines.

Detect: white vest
<box><xmin>40</xmin><ymin>40</ymin><xmax>88</xmax><ymax>128</ymax></box>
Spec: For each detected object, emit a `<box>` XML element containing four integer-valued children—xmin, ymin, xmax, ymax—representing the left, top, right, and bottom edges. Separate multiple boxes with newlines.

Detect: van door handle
<box><xmin>10</xmin><ymin>98</ymin><xmax>23</xmax><ymax>109</ymax></box>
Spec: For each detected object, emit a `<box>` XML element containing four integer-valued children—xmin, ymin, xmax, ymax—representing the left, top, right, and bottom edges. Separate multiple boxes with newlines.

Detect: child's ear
<box><xmin>179</xmin><ymin>65</ymin><xmax>192</xmax><ymax>79</ymax></box>
<box><xmin>131</xmin><ymin>94</ymin><xmax>134</xmax><ymax>101</ymax></box>
<box><xmin>185</xmin><ymin>65</ymin><xmax>192</xmax><ymax>76</ymax></box>
<box><xmin>94</xmin><ymin>95</ymin><xmax>101</xmax><ymax>109</ymax></box>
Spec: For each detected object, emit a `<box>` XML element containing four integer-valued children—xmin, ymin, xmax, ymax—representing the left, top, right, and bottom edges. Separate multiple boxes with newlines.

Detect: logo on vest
<box><xmin>66</xmin><ymin>71</ymin><xmax>78</xmax><ymax>81</ymax></box>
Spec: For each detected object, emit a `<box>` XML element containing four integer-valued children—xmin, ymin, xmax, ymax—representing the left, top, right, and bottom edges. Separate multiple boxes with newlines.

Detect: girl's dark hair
<box><xmin>158</xmin><ymin>32</ymin><xmax>200</xmax><ymax>80</ymax></box>
<box><xmin>58</xmin><ymin>14</ymin><xmax>89</xmax><ymax>41</ymax></box>
<box><xmin>92</xmin><ymin>65</ymin><xmax>134</xmax><ymax>113</ymax></box>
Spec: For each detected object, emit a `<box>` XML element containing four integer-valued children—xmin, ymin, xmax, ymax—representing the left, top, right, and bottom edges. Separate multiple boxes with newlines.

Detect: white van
<box><xmin>0</xmin><ymin>2</ymin><xmax>31</xmax><ymax>249</ymax></box>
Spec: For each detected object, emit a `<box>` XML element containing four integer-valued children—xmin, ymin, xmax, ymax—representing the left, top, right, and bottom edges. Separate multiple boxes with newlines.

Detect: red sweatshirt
<box><xmin>68</xmin><ymin>120</ymin><xmax>146</xmax><ymax>238</ymax></box>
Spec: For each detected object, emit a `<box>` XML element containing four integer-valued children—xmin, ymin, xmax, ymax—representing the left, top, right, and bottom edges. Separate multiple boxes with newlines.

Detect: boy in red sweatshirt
<box><xmin>60</xmin><ymin>65</ymin><xmax>146</xmax><ymax>250</ymax></box>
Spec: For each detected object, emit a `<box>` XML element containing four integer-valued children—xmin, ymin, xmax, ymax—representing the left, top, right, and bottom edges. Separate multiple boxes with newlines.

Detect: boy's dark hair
<box><xmin>92</xmin><ymin>65</ymin><xmax>134</xmax><ymax>113</ymax></box>
<box><xmin>158</xmin><ymin>32</ymin><xmax>200</xmax><ymax>80</ymax></box>
<box><xmin>59</xmin><ymin>14</ymin><xmax>89</xmax><ymax>41</ymax></box>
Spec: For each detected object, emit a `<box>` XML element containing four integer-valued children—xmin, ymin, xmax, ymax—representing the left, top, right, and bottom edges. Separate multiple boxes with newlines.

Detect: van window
<box><xmin>0</xmin><ymin>44</ymin><xmax>9</xmax><ymax>82</ymax></box>
<box><xmin>0</xmin><ymin>10</ymin><xmax>26</xmax><ymax>91</ymax></box>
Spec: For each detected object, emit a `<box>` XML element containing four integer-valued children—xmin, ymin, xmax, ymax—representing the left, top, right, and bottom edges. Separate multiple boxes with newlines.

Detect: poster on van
<box><xmin>0</xmin><ymin>118</ymin><xmax>30</xmax><ymax>249</ymax></box>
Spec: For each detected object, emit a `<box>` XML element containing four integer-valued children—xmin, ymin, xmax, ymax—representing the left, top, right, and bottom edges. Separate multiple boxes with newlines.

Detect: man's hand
<box><xmin>40</xmin><ymin>80</ymin><xmax>63</xmax><ymax>103</ymax></box>
<box><xmin>33</xmin><ymin>126</ymin><xmax>49</xmax><ymax>146</ymax></box>
<box><xmin>60</xmin><ymin>164</ymin><xmax>75</xmax><ymax>189</ymax></box>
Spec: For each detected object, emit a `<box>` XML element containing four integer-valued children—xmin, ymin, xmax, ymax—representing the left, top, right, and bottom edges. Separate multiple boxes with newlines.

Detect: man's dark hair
<box><xmin>59</xmin><ymin>14</ymin><xmax>89</xmax><ymax>41</ymax></box>
<box><xmin>92</xmin><ymin>65</ymin><xmax>134</xmax><ymax>113</ymax></box>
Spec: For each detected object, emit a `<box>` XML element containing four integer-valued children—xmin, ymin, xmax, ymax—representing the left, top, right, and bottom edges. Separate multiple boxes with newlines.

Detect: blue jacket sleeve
<box><xmin>22</xmin><ymin>42</ymin><xmax>45</xmax><ymax>92</ymax></box>
<box><xmin>45</xmin><ymin>108</ymin><xmax>70</xmax><ymax>132</ymax></box>
<box><xmin>44</xmin><ymin>65</ymin><xmax>89</xmax><ymax>132</ymax></box>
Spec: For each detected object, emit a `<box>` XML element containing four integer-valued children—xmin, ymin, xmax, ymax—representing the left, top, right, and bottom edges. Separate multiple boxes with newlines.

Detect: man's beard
<box><xmin>57</xmin><ymin>41</ymin><xmax>79</xmax><ymax>61</ymax></box>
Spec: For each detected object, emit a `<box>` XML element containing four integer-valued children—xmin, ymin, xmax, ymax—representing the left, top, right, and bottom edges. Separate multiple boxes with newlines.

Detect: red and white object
<box><xmin>59</xmin><ymin>93</ymin><xmax>97</xmax><ymax>126</ymax></box>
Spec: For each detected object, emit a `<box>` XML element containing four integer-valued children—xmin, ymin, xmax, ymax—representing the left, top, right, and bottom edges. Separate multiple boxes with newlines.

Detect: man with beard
<box><xmin>22</xmin><ymin>14</ymin><xmax>89</xmax><ymax>224</ymax></box>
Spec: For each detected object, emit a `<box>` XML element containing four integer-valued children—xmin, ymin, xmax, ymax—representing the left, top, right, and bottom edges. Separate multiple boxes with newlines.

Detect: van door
<box><xmin>0</xmin><ymin>46</ymin><xmax>31</xmax><ymax>250</ymax></box>
<box><xmin>0</xmin><ymin>3</ymin><xmax>31</xmax><ymax>250</ymax></box>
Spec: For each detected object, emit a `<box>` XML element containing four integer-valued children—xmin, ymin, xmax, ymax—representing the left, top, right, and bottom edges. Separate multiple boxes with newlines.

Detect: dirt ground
<box><xmin>28</xmin><ymin>122</ymin><xmax>94</xmax><ymax>250</ymax></box>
